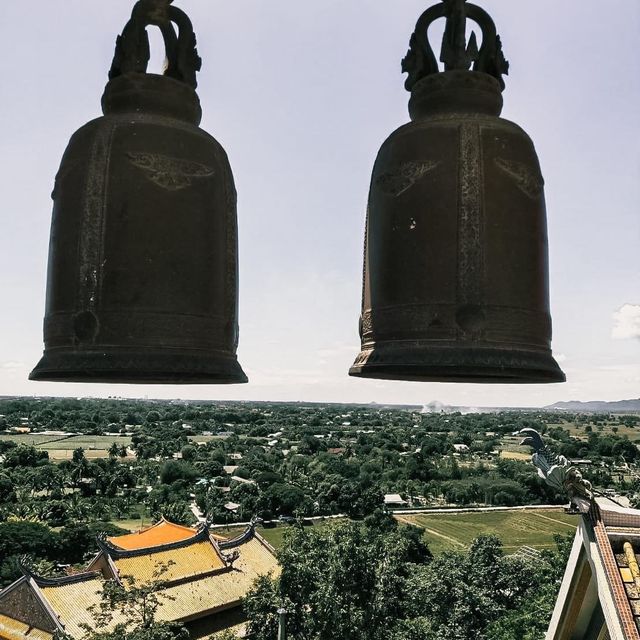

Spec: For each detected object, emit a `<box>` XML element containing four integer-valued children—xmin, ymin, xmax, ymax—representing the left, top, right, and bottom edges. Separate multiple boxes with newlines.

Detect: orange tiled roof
<box><xmin>107</xmin><ymin>519</ymin><xmax>199</xmax><ymax>550</ymax></box>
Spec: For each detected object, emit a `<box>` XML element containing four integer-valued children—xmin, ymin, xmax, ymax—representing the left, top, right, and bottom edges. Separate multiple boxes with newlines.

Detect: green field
<box><xmin>206</xmin><ymin>510</ymin><xmax>578</xmax><ymax>556</ymax></box>
<box><xmin>0</xmin><ymin>434</ymin><xmax>133</xmax><ymax>460</ymax></box>
<box><xmin>398</xmin><ymin>509</ymin><xmax>578</xmax><ymax>555</ymax></box>
<box><xmin>548</xmin><ymin>421</ymin><xmax>640</xmax><ymax>441</ymax></box>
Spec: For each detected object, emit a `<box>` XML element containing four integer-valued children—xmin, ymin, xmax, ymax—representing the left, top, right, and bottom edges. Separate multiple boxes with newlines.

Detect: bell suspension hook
<box><xmin>440</xmin><ymin>0</ymin><xmax>479</xmax><ymax>71</ymax></box>
<box><xmin>109</xmin><ymin>0</ymin><xmax>201</xmax><ymax>89</ymax></box>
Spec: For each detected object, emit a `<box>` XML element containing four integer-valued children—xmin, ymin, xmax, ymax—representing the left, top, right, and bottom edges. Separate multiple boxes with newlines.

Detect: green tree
<box><xmin>245</xmin><ymin>515</ymin><xmax>430</xmax><ymax>640</ymax></box>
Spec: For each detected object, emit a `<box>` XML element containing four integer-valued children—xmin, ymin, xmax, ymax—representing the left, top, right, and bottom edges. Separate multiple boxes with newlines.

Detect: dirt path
<box><xmin>395</xmin><ymin>515</ymin><xmax>466</xmax><ymax>548</ymax></box>
<box><xmin>531</xmin><ymin>511</ymin><xmax>576</xmax><ymax>528</ymax></box>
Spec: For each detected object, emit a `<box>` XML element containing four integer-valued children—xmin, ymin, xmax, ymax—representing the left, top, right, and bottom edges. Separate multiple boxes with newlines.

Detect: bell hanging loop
<box><xmin>350</xmin><ymin>0</ymin><xmax>564</xmax><ymax>383</ymax></box>
<box><xmin>109</xmin><ymin>0</ymin><xmax>201</xmax><ymax>89</ymax></box>
<box><xmin>30</xmin><ymin>1</ymin><xmax>247</xmax><ymax>384</ymax></box>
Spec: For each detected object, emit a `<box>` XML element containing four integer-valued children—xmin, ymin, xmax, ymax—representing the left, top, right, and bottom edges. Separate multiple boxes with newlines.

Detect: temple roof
<box><xmin>106</xmin><ymin>518</ymin><xmax>201</xmax><ymax>550</ymax></box>
<box><xmin>0</xmin><ymin>521</ymin><xmax>279</xmax><ymax>639</ymax></box>
<box><xmin>0</xmin><ymin>613</ymin><xmax>53</xmax><ymax>640</ymax></box>
<box><xmin>153</xmin><ymin>537</ymin><xmax>279</xmax><ymax>621</ymax></box>
<box><xmin>38</xmin><ymin>574</ymin><xmax>128</xmax><ymax>639</ymax></box>
<box><xmin>112</xmin><ymin>539</ymin><xmax>226</xmax><ymax>584</ymax></box>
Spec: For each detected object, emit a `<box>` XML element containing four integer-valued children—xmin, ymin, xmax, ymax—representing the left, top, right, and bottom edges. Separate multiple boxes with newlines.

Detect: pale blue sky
<box><xmin>0</xmin><ymin>1</ymin><xmax>638</xmax><ymax>406</ymax></box>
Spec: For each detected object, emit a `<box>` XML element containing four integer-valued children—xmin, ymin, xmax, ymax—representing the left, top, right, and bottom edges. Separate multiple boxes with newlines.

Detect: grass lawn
<box><xmin>211</xmin><ymin>520</ymin><xmax>334</xmax><ymax>550</ymax></box>
<box><xmin>111</xmin><ymin>509</ymin><xmax>577</xmax><ymax>557</ymax></box>
<box><xmin>0</xmin><ymin>433</ymin><xmax>131</xmax><ymax>450</ymax></box>
<box><xmin>548</xmin><ymin>421</ymin><xmax>640</xmax><ymax>441</ymax></box>
<box><xmin>48</xmin><ymin>449</ymin><xmax>111</xmax><ymax>460</ymax></box>
<box><xmin>37</xmin><ymin>435</ymin><xmax>132</xmax><ymax>450</ymax></box>
<box><xmin>0</xmin><ymin>434</ymin><xmax>64</xmax><ymax>445</ymax></box>
<box><xmin>0</xmin><ymin>434</ymin><xmax>133</xmax><ymax>461</ymax></box>
<box><xmin>500</xmin><ymin>451</ymin><xmax>531</xmax><ymax>461</ymax></box>
<box><xmin>111</xmin><ymin>517</ymin><xmax>153</xmax><ymax>532</ymax></box>
<box><xmin>397</xmin><ymin>509</ymin><xmax>578</xmax><ymax>555</ymax></box>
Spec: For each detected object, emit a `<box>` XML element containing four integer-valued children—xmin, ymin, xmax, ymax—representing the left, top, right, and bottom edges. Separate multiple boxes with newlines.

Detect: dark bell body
<box><xmin>350</xmin><ymin>70</ymin><xmax>565</xmax><ymax>383</ymax></box>
<box><xmin>30</xmin><ymin>73</ymin><xmax>247</xmax><ymax>383</ymax></box>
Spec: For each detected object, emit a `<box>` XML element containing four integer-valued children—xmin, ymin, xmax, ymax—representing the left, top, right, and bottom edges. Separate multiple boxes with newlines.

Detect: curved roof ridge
<box><xmin>218</xmin><ymin>522</ymin><xmax>256</xmax><ymax>550</ymax></box>
<box><xmin>98</xmin><ymin>523</ymin><xmax>210</xmax><ymax>559</ymax></box>
<box><xmin>20</xmin><ymin>561</ymin><xmax>102</xmax><ymax>589</ymax></box>
<box><xmin>106</xmin><ymin>518</ymin><xmax>201</xmax><ymax>551</ymax></box>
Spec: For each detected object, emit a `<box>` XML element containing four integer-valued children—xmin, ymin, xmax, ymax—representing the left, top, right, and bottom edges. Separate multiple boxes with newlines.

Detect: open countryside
<box><xmin>215</xmin><ymin>507</ymin><xmax>579</xmax><ymax>556</ymax></box>
<box><xmin>1</xmin><ymin>396</ymin><xmax>639</xmax><ymax>639</ymax></box>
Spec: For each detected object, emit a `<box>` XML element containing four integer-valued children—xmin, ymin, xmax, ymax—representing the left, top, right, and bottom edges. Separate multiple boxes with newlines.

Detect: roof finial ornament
<box><xmin>519</xmin><ymin>428</ymin><xmax>594</xmax><ymax>514</ymax></box>
<box><xmin>402</xmin><ymin>0</ymin><xmax>509</xmax><ymax>92</ymax></box>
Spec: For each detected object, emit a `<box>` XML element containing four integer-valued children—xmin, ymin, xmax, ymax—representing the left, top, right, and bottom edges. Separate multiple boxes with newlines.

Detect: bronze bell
<box><xmin>350</xmin><ymin>0</ymin><xmax>565</xmax><ymax>383</ymax></box>
<box><xmin>30</xmin><ymin>1</ymin><xmax>247</xmax><ymax>384</ymax></box>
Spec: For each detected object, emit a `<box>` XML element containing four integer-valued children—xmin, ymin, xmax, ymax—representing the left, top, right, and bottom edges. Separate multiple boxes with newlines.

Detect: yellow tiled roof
<box><xmin>0</xmin><ymin>614</ymin><xmax>53</xmax><ymax>640</ymax></box>
<box><xmin>32</xmin><ymin>534</ymin><xmax>278</xmax><ymax>638</ymax></box>
<box><xmin>156</xmin><ymin>538</ymin><xmax>280</xmax><ymax>621</ymax></box>
<box><xmin>108</xmin><ymin>519</ymin><xmax>199</xmax><ymax>550</ymax></box>
<box><xmin>39</xmin><ymin>577</ymin><xmax>128</xmax><ymax>639</ymax></box>
<box><xmin>113</xmin><ymin>540</ymin><xmax>226</xmax><ymax>584</ymax></box>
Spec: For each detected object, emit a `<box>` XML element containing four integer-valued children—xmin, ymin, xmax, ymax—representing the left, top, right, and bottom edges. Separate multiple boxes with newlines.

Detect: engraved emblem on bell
<box><xmin>126</xmin><ymin>152</ymin><xmax>215</xmax><ymax>191</ymax></box>
<box><xmin>349</xmin><ymin>0</ymin><xmax>566</xmax><ymax>383</ymax></box>
<box><xmin>30</xmin><ymin>0</ymin><xmax>248</xmax><ymax>384</ymax></box>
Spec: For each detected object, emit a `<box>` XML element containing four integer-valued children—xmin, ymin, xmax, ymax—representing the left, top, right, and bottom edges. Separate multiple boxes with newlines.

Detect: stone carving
<box><xmin>127</xmin><ymin>152</ymin><xmax>214</xmax><ymax>190</ymax></box>
<box><xmin>376</xmin><ymin>161</ymin><xmax>440</xmax><ymax>196</ymax></box>
<box><xmin>495</xmin><ymin>157</ymin><xmax>544</xmax><ymax>199</ymax></box>
<box><xmin>519</xmin><ymin>428</ymin><xmax>593</xmax><ymax>513</ymax></box>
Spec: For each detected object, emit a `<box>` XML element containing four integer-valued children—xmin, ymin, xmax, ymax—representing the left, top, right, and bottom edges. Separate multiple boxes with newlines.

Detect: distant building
<box><xmin>0</xmin><ymin>519</ymin><xmax>278</xmax><ymax>639</ymax></box>
<box><xmin>231</xmin><ymin>476</ymin><xmax>256</xmax><ymax>486</ymax></box>
<box><xmin>384</xmin><ymin>494</ymin><xmax>408</xmax><ymax>508</ymax></box>
<box><xmin>453</xmin><ymin>444</ymin><xmax>470</xmax><ymax>453</ymax></box>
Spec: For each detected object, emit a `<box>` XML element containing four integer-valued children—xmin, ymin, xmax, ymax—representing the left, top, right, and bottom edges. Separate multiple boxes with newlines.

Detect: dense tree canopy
<box><xmin>244</xmin><ymin>517</ymin><xmax>571</xmax><ymax>640</ymax></box>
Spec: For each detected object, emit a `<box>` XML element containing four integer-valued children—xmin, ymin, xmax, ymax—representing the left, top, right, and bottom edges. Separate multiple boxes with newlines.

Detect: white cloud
<box><xmin>612</xmin><ymin>304</ymin><xmax>640</xmax><ymax>340</ymax></box>
<box><xmin>1</xmin><ymin>361</ymin><xmax>23</xmax><ymax>370</ymax></box>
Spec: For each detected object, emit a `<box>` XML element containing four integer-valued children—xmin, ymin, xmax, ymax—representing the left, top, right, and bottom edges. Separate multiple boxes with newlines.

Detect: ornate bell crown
<box><xmin>109</xmin><ymin>0</ymin><xmax>202</xmax><ymax>89</ymax></box>
<box><xmin>402</xmin><ymin>0</ymin><xmax>509</xmax><ymax>92</ymax></box>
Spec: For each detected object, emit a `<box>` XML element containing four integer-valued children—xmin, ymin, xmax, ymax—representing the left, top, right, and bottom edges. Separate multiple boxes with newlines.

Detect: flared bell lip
<box><xmin>29</xmin><ymin>349</ymin><xmax>248</xmax><ymax>385</ymax></box>
<box><xmin>349</xmin><ymin>343</ymin><xmax>566</xmax><ymax>384</ymax></box>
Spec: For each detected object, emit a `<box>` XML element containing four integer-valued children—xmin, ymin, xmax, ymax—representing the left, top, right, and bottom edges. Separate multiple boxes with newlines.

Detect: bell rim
<box><xmin>349</xmin><ymin>367</ymin><xmax>566</xmax><ymax>384</ymax></box>
<box><xmin>349</xmin><ymin>344</ymin><xmax>566</xmax><ymax>384</ymax></box>
<box><xmin>29</xmin><ymin>349</ymin><xmax>248</xmax><ymax>385</ymax></box>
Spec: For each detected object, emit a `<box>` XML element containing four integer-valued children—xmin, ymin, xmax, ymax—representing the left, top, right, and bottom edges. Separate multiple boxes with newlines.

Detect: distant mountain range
<box><xmin>544</xmin><ymin>399</ymin><xmax>640</xmax><ymax>413</ymax></box>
